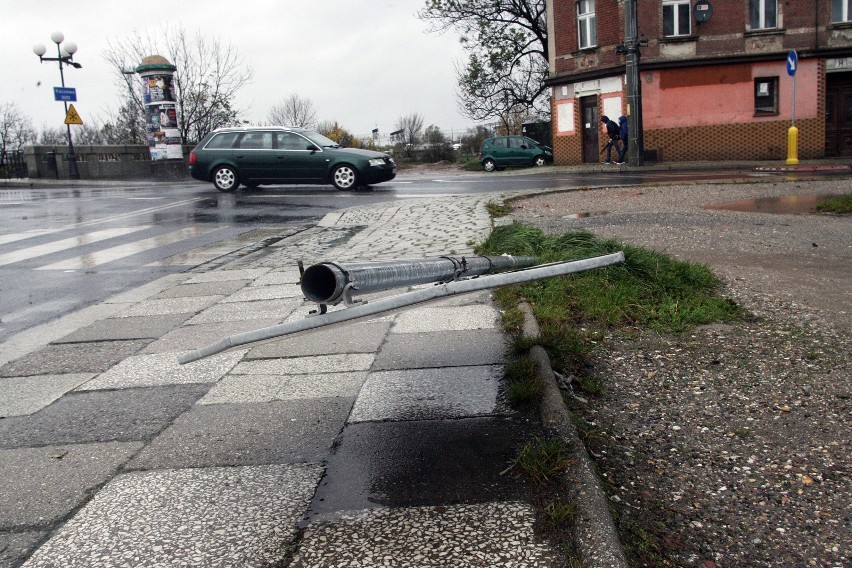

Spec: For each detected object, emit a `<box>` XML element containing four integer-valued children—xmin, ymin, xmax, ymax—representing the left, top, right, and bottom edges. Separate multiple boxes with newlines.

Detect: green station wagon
<box><xmin>478</xmin><ymin>135</ymin><xmax>553</xmax><ymax>172</ymax></box>
<box><xmin>188</xmin><ymin>126</ymin><xmax>396</xmax><ymax>191</ymax></box>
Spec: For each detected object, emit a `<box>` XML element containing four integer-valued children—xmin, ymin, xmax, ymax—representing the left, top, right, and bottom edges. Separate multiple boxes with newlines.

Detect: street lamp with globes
<box><xmin>33</xmin><ymin>31</ymin><xmax>82</xmax><ymax>179</ymax></box>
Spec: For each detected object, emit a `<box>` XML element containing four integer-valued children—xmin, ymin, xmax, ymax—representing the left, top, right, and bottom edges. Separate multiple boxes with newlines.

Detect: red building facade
<box><xmin>545</xmin><ymin>0</ymin><xmax>852</xmax><ymax>164</ymax></box>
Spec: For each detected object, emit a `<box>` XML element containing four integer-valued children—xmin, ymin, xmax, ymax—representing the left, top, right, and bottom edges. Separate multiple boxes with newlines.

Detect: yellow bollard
<box><xmin>786</xmin><ymin>126</ymin><xmax>799</xmax><ymax>166</ymax></box>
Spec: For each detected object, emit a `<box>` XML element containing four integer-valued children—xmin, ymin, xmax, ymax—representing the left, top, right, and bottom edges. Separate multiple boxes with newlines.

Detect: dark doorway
<box><xmin>581</xmin><ymin>96</ymin><xmax>599</xmax><ymax>163</ymax></box>
<box><xmin>825</xmin><ymin>72</ymin><xmax>852</xmax><ymax>157</ymax></box>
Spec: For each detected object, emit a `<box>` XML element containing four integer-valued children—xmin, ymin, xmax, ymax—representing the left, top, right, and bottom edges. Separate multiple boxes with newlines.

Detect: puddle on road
<box><xmin>705</xmin><ymin>194</ymin><xmax>838</xmax><ymax>215</ymax></box>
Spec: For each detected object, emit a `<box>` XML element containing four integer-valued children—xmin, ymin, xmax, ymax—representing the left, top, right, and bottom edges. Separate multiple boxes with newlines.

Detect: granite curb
<box><xmin>519</xmin><ymin>302</ymin><xmax>629</xmax><ymax>568</ymax></box>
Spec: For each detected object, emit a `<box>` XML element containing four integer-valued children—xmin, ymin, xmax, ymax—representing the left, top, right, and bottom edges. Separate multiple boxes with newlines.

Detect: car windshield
<box><xmin>302</xmin><ymin>131</ymin><xmax>340</xmax><ymax>149</ymax></box>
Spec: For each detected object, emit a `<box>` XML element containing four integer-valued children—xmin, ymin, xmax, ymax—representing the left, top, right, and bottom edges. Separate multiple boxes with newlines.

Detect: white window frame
<box><xmin>832</xmin><ymin>0</ymin><xmax>851</xmax><ymax>22</ymax></box>
<box><xmin>578</xmin><ymin>0</ymin><xmax>597</xmax><ymax>50</ymax></box>
<box><xmin>750</xmin><ymin>0</ymin><xmax>778</xmax><ymax>30</ymax></box>
<box><xmin>663</xmin><ymin>0</ymin><xmax>692</xmax><ymax>37</ymax></box>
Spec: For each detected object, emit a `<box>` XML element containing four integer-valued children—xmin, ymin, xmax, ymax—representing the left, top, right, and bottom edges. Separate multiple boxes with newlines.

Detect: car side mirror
<box><xmin>308</xmin><ymin>144</ymin><xmax>320</xmax><ymax>152</ymax></box>
<box><xmin>521</xmin><ymin>145</ymin><xmax>528</xmax><ymax>149</ymax></box>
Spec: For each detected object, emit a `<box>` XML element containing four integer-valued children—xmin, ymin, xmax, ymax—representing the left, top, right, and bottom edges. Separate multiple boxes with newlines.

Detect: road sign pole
<box><xmin>786</xmin><ymin>51</ymin><xmax>799</xmax><ymax>166</ymax></box>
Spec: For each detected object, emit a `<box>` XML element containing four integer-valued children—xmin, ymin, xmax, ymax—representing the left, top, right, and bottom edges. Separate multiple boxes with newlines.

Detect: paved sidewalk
<box><xmin>0</xmin><ymin>194</ymin><xmax>565</xmax><ymax>567</ymax></box>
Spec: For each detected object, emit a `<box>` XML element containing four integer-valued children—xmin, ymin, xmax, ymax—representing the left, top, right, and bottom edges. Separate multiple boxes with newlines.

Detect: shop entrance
<box><xmin>826</xmin><ymin>71</ymin><xmax>852</xmax><ymax>157</ymax></box>
<box><xmin>581</xmin><ymin>96</ymin><xmax>600</xmax><ymax>163</ymax></box>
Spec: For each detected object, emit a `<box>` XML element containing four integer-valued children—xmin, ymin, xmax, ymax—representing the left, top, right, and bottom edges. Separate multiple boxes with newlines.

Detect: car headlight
<box><xmin>368</xmin><ymin>158</ymin><xmax>386</xmax><ymax>167</ymax></box>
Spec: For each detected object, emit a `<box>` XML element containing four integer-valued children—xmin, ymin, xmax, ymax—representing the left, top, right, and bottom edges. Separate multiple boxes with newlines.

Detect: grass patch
<box><xmin>478</xmin><ymin>224</ymin><xmax>741</xmax><ymax>383</ymax></box>
<box><xmin>543</xmin><ymin>499</ymin><xmax>578</xmax><ymax>528</ymax></box>
<box><xmin>486</xmin><ymin>200</ymin><xmax>512</xmax><ymax>218</ymax></box>
<box><xmin>817</xmin><ymin>194</ymin><xmax>852</xmax><ymax>214</ymax></box>
<box><xmin>515</xmin><ymin>437</ymin><xmax>571</xmax><ymax>484</ymax></box>
<box><xmin>504</xmin><ymin>356</ymin><xmax>543</xmax><ymax>407</ymax></box>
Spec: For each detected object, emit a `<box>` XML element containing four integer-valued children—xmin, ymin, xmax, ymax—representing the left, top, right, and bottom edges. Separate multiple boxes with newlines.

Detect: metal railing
<box><xmin>0</xmin><ymin>150</ymin><xmax>28</xmax><ymax>179</ymax></box>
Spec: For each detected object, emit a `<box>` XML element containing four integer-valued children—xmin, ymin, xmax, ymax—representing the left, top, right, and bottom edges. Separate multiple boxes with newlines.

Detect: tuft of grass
<box><xmin>816</xmin><ymin>194</ymin><xmax>852</xmax><ymax>214</ymax></box>
<box><xmin>486</xmin><ymin>200</ymin><xmax>512</xmax><ymax>218</ymax></box>
<box><xmin>543</xmin><ymin>499</ymin><xmax>578</xmax><ymax>528</ymax></box>
<box><xmin>505</xmin><ymin>356</ymin><xmax>543</xmax><ymax>406</ymax></box>
<box><xmin>515</xmin><ymin>437</ymin><xmax>571</xmax><ymax>484</ymax></box>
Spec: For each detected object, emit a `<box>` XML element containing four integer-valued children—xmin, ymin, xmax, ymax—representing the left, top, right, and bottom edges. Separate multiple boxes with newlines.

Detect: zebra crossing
<box><xmin>0</xmin><ymin>224</ymin><xmax>228</xmax><ymax>271</ymax></box>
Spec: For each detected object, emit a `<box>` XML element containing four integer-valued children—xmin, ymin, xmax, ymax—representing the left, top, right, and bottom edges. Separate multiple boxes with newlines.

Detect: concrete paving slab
<box><xmin>0</xmin><ymin>340</ymin><xmax>149</xmax><ymax>378</ymax></box>
<box><xmin>349</xmin><ymin>365</ymin><xmax>502</xmax><ymax>423</ymax></box>
<box><xmin>232</xmin><ymin>353</ymin><xmax>375</xmax><ymax>375</ymax></box>
<box><xmin>0</xmin><ymin>303</ymin><xmax>129</xmax><ymax>368</ymax></box>
<box><xmin>250</xmin><ymin>271</ymin><xmax>299</xmax><ymax>286</ymax></box>
<box><xmin>305</xmin><ymin>418</ymin><xmax>538</xmax><ymax>518</ymax></box>
<box><xmin>127</xmin><ymin>399</ymin><xmax>352</xmax><ymax>469</ymax></box>
<box><xmin>154</xmin><ymin>279</ymin><xmax>251</xmax><ymax>298</ymax></box>
<box><xmin>185</xmin><ymin>298</ymin><xmax>301</xmax><ymax>324</ymax></box>
<box><xmin>245</xmin><ymin>321</ymin><xmax>391</xmax><ymax>359</ymax></box>
<box><xmin>101</xmin><ymin>274</ymin><xmax>189</xmax><ymax>304</ymax></box>
<box><xmin>141</xmin><ymin>319</ymin><xmax>282</xmax><ymax>354</ymax></box>
<box><xmin>392</xmin><ymin>304</ymin><xmax>500</xmax><ymax>333</ymax></box>
<box><xmin>198</xmin><ymin>372</ymin><xmax>368</xmax><ymax>405</ymax></box>
<box><xmin>0</xmin><ymin>374</ymin><xmax>94</xmax><ymax>418</ymax></box>
<box><xmin>0</xmin><ymin>530</ymin><xmax>45</xmax><ymax>568</ymax></box>
<box><xmin>78</xmin><ymin>350</ymin><xmax>245</xmax><ymax>391</ymax></box>
<box><xmin>372</xmin><ymin>328</ymin><xmax>507</xmax><ymax>371</ymax></box>
<box><xmin>21</xmin><ymin>464</ymin><xmax>322</xmax><ymax>568</ymax></box>
<box><xmin>0</xmin><ymin>442</ymin><xmax>143</xmax><ymax>530</ymax></box>
<box><xmin>292</xmin><ymin>502</ymin><xmax>560</xmax><ymax>567</ymax></box>
<box><xmin>184</xmin><ymin>268</ymin><xmax>271</xmax><ymax>283</ymax></box>
<box><xmin>221</xmin><ymin>284</ymin><xmax>303</xmax><ymax>303</ymax></box>
<box><xmin>52</xmin><ymin>313</ymin><xmax>192</xmax><ymax>343</ymax></box>
<box><xmin>0</xmin><ymin>385</ymin><xmax>209</xmax><ymax>449</ymax></box>
<box><xmin>114</xmin><ymin>296</ymin><xmax>223</xmax><ymax>318</ymax></box>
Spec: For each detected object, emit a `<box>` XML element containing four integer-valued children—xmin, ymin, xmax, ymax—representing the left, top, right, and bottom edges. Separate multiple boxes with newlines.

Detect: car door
<box><xmin>234</xmin><ymin>131</ymin><xmax>275</xmax><ymax>180</ymax></box>
<box><xmin>508</xmin><ymin>136</ymin><xmax>533</xmax><ymax>165</ymax></box>
<box><xmin>490</xmin><ymin>136</ymin><xmax>512</xmax><ymax>166</ymax></box>
<box><xmin>274</xmin><ymin>131</ymin><xmax>327</xmax><ymax>182</ymax></box>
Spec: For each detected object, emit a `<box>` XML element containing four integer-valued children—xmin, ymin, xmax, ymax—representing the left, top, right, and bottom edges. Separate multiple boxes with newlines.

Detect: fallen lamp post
<box><xmin>178</xmin><ymin>252</ymin><xmax>625</xmax><ymax>364</ymax></box>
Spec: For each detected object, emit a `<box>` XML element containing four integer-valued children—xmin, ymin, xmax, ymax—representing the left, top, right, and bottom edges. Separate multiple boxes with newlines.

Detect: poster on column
<box><xmin>146</xmin><ymin>103</ymin><xmax>182</xmax><ymax>160</ymax></box>
<box><xmin>142</xmin><ymin>74</ymin><xmax>177</xmax><ymax>104</ymax></box>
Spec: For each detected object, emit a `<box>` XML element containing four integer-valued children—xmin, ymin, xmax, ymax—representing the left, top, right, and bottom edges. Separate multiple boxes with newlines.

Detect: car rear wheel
<box><xmin>332</xmin><ymin>164</ymin><xmax>358</xmax><ymax>190</ymax></box>
<box><xmin>533</xmin><ymin>155</ymin><xmax>546</xmax><ymax>167</ymax></box>
<box><xmin>213</xmin><ymin>166</ymin><xmax>239</xmax><ymax>192</ymax></box>
<box><xmin>483</xmin><ymin>158</ymin><xmax>496</xmax><ymax>172</ymax></box>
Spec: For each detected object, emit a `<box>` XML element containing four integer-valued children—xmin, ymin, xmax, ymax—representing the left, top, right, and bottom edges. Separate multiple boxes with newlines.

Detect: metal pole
<box><xmin>624</xmin><ymin>0</ymin><xmax>644</xmax><ymax>166</ymax></box>
<box><xmin>179</xmin><ymin>252</ymin><xmax>625</xmax><ymax>364</ymax></box>
<box><xmin>56</xmin><ymin>42</ymin><xmax>80</xmax><ymax>180</ymax></box>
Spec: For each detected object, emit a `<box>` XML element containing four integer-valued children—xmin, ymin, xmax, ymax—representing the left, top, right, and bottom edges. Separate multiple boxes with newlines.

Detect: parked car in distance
<box><xmin>478</xmin><ymin>135</ymin><xmax>553</xmax><ymax>172</ymax></box>
<box><xmin>188</xmin><ymin>126</ymin><xmax>396</xmax><ymax>192</ymax></box>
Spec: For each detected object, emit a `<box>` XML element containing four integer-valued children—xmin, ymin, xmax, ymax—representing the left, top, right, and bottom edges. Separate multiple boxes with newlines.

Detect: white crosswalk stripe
<box><xmin>37</xmin><ymin>226</ymin><xmax>223</xmax><ymax>270</ymax></box>
<box><xmin>0</xmin><ymin>227</ymin><xmax>149</xmax><ymax>268</ymax></box>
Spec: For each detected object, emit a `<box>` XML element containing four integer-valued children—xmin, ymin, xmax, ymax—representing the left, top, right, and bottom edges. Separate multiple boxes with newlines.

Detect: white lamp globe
<box><xmin>64</xmin><ymin>41</ymin><xmax>77</xmax><ymax>55</ymax></box>
<box><xmin>51</xmin><ymin>31</ymin><xmax>64</xmax><ymax>44</ymax></box>
<box><xmin>33</xmin><ymin>44</ymin><xmax>47</xmax><ymax>57</ymax></box>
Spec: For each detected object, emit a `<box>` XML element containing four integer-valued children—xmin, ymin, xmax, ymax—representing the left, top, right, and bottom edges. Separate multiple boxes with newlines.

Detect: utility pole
<box><xmin>622</xmin><ymin>0</ymin><xmax>644</xmax><ymax>166</ymax></box>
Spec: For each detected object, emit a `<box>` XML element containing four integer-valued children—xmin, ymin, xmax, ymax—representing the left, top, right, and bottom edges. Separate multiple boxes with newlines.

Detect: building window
<box><xmin>749</xmin><ymin>0</ymin><xmax>778</xmax><ymax>30</ymax></box>
<box><xmin>663</xmin><ymin>0</ymin><xmax>691</xmax><ymax>36</ymax></box>
<box><xmin>832</xmin><ymin>0</ymin><xmax>851</xmax><ymax>22</ymax></box>
<box><xmin>578</xmin><ymin>0</ymin><xmax>597</xmax><ymax>49</ymax></box>
<box><xmin>755</xmin><ymin>77</ymin><xmax>779</xmax><ymax>115</ymax></box>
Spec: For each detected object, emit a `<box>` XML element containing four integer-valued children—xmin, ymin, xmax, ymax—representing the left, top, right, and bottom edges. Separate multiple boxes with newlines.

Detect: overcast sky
<box><xmin>2</xmin><ymin>0</ymin><xmax>478</xmax><ymax>140</ymax></box>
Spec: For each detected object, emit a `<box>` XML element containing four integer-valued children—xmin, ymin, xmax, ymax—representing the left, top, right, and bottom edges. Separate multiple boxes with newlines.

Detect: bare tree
<box><xmin>0</xmin><ymin>102</ymin><xmax>36</xmax><ymax>152</ymax></box>
<box><xmin>267</xmin><ymin>94</ymin><xmax>318</xmax><ymax>128</ymax></box>
<box><xmin>419</xmin><ymin>0</ymin><xmax>549</xmax><ymax>124</ymax></box>
<box><xmin>38</xmin><ymin>127</ymin><xmax>67</xmax><ymax>145</ymax></box>
<box><xmin>103</xmin><ymin>25</ymin><xmax>253</xmax><ymax>144</ymax></box>
<box><xmin>394</xmin><ymin>113</ymin><xmax>424</xmax><ymax>157</ymax></box>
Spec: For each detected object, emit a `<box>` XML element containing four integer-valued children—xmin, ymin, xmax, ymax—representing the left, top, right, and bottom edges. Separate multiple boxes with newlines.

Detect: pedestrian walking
<box><xmin>600</xmin><ymin>116</ymin><xmax>621</xmax><ymax>164</ymax></box>
<box><xmin>616</xmin><ymin>115</ymin><xmax>628</xmax><ymax>164</ymax></box>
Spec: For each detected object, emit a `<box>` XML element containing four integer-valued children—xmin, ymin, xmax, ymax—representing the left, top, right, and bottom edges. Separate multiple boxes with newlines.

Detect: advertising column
<box><xmin>134</xmin><ymin>55</ymin><xmax>182</xmax><ymax>160</ymax></box>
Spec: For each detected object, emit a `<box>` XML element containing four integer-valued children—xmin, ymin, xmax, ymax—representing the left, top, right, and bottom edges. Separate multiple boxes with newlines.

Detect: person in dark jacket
<box><xmin>600</xmin><ymin>115</ymin><xmax>621</xmax><ymax>164</ymax></box>
<box><xmin>616</xmin><ymin>115</ymin><xmax>628</xmax><ymax>164</ymax></box>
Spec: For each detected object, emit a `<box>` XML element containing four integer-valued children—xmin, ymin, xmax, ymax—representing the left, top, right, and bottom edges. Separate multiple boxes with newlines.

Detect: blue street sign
<box><xmin>786</xmin><ymin>51</ymin><xmax>798</xmax><ymax>77</ymax></box>
<box><xmin>53</xmin><ymin>87</ymin><xmax>77</xmax><ymax>102</ymax></box>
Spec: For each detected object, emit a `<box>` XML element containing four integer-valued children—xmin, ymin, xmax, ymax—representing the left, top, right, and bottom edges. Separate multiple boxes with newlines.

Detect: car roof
<box><xmin>209</xmin><ymin>126</ymin><xmax>312</xmax><ymax>134</ymax></box>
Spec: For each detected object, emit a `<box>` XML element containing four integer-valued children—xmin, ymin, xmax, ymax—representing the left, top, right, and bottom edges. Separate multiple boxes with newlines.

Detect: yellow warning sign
<box><xmin>64</xmin><ymin>104</ymin><xmax>83</xmax><ymax>125</ymax></box>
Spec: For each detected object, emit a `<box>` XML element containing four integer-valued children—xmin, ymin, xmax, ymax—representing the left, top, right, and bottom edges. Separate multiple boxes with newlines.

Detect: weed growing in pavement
<box><xmin>504</xmin><ymin>356</ymin><xmax>543</xmax><ymax>406</ymax></box>
<box><xmin>515</xmin><ymin>437</ymin><xmax>572</xmax><ymax>484</ymax></box>
<box><xmin>543</xmin><ymin>498</ymin><xmax>578</xmax><ymax>528</ymax></box>
<box><xmin>816</xmin><ymin>194</ymin><xmax>852</xmax><ymax>214</ymax></box>
<box><xmin>485</xmin><ymin>200</ymin><xmax>512</xmax><ymax>218</ymax></box>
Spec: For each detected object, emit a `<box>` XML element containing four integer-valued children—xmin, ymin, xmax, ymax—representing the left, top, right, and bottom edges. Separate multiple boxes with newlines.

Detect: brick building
<box><xmin>544</xmin><ymin>0</ymin><xmax>852</xmax><ymax>164</ymax></box>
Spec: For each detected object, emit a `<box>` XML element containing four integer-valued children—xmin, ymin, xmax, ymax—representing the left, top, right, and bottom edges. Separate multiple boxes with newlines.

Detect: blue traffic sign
<box><xmin>53</xmin><ymin>87</ymin><xmax>77</xmax><ymax>102</ymax></box>
<box><xmin>786</xmin><ymin>51</ymin><xmax>798</xmax><ymax>77</ymax></box>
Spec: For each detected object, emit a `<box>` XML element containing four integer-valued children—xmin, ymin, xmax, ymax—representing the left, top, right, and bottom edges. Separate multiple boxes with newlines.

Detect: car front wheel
<box><xmin>213</xmin><ymin>166</ymin><xmax>239</xmax><ymax>192</ymax></box>
<box><xmin>332</xmin><ymin>164</ymin><xmax>358</xmax><ymax>190</ymax></box>
<box><xmin>483</xmin><ymin>158</ymin><xmax>496</xmax><ymax>172</ymax></box>
<box><xmin>533</xmin><ymin>155</ymin><xmax>546</xmax><ymax>167</ymax></box>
